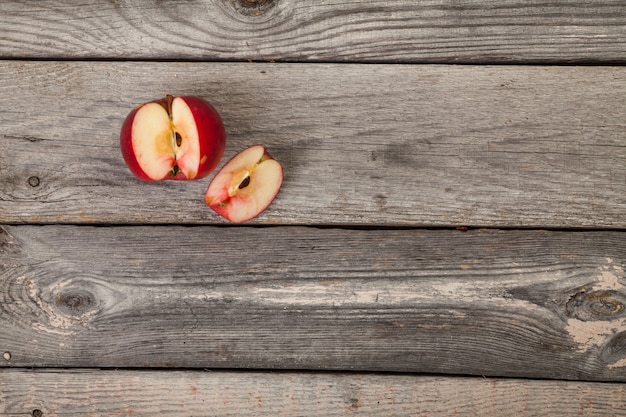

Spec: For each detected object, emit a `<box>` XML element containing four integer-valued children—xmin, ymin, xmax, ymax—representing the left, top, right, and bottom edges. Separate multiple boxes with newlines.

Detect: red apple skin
<box><xmin>120</xmin><ymin>95</ymin><xmax>226</xmax><ymax>181</ymax></box>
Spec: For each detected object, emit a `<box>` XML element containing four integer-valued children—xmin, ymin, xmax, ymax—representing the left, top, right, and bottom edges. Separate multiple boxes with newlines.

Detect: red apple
<box><xmin>205</xmin><ymin>145</ymin><xmax>283</xmax><ymax>223</ymax></box>
<box><xmin>120</xmin><ymin>95</ymin><xmax>226</xmax><ymax>181</ymax></box>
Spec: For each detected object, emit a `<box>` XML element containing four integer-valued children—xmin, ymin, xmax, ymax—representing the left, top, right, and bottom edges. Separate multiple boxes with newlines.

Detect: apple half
<box><xmin>120</xmin><ymin>95</ymin><xmax>226</xmax><ymax>181</ymax></box>
<box><xmin>205</xmin><ymin>145</ymin><xmax>283</xmax><ymax>223</ymax></box>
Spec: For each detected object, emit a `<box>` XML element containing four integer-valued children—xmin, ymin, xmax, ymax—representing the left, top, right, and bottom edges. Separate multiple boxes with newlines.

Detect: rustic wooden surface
<box><xmin>2</xmin><ymin>225</ymin><xmax>626</xmax><ymax>381</ymax></box>
<box><xmin>2</xmin><ymin>0</ymin><xmax>626</xmax><ymax>416</ymax></box>
<box><xmin>2</xmin><ymin>62</ymin><xmax>625</xmax><ymax>227</ymax></box>
<box><xmin>1</xmin><ymin>0</ymin><xmax>624</xmax><ymax>63</ymax></box>
<box><xmin>2</xmin><ymin>369</ymin><xmax>625</xmax><ymax>417</ymax></box>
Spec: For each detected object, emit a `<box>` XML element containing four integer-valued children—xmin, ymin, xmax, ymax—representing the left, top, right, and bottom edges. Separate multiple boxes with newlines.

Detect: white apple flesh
<box><xmin>205</xmin><ymin>145</ymin><xmax>283</xmax><ymax>223</ymax></box>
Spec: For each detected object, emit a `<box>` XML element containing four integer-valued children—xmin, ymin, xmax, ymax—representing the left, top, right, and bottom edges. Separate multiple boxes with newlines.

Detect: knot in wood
<box><xmin>32</xmin><ymin>410</ymin><xmax>43</xmax><ymax>417</ymax></box>
<box><xmin>229</xmin><ymin>0</ymin><xmax>276</xmax><ymax>16</ymax></box>
<box><xmin>566</xmin><ymin>290</ymin><xmax>626</xmax><ymax>321</ymax></box>
<box><xmin>599</xmin><ymin>331</ymin><xmax>626</xmax><ymax>367</ymax></box>
<box><xmin>55</xmin><ymin>290</ymin><xmax>95</xmax><ymax>316</ymax></box>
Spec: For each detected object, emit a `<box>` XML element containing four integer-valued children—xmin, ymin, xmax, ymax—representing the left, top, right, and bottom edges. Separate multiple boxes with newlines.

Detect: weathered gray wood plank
<box><xmin>2</xmin><ymin>369</ymin><xmax>625</xmax><ymax>417</ymax></box>
<box><xmin>2</xmin><ymin>225</ymin><xmax>626</xmax><ymax>380</ymax></box>
<box><xmin>1</xmin><ymin>62</ymin><xmax>625</xmax><ymax>227</ymax></box>
<box><xmin>0</xmin><ymin>0</ymin><xmax>624</xmax><ymax>63</ymax></box>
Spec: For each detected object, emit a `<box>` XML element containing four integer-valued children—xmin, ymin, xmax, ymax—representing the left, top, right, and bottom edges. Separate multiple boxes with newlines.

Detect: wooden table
<box><xmin>1</xmin><ymin>1</ymin><xmax>626</xmax><ymax>415</ymax></box>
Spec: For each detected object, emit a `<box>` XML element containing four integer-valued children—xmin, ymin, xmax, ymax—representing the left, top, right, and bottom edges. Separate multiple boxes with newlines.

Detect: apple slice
<box><xmin>205</xmin><ymin>145</ymin><xmax>283</xmax><ymax>223</ymax></box>
<box><xmin>120</xmin><ymin>95</ymin><xmax>226</xmax><ymax>181</ymax></box>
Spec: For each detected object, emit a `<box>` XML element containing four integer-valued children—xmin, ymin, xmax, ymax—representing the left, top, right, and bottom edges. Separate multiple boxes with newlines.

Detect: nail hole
<box><xmin>32</xmin><ymin>410</ymin><xmax>43</xmax><ymax>417</ymax></box>
<box><xmin>27</xmin><ymin>176</ymin><xmax>40</xmax><ymax>187</ymax></box>
<box><xmin>3</xmin><ymin>351</ymin><xmax>10</xmax><ymax>361</ymax></box>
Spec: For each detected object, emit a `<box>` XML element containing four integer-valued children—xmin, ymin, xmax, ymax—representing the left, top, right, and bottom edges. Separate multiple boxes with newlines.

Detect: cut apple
<box><xmin>205</xmin><ymin>145</ymin><xmax>283</xmax><ymax>223</ymax></box>
<box><xmin>120</xmin><ymin>95</ymin><xmax>226</xmax><ymax>181</ymax></box>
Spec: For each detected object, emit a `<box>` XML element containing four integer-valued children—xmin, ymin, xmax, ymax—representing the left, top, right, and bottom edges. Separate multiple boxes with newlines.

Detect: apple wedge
<box><xmin>205</xmin><ymin>145</ymin><xmax>283</xmax><ymax>223</ymax></box>
<box><xmin>120</xmin><ymin>95</ymin><xmax>226</xmax><ymax>181</ymax></box>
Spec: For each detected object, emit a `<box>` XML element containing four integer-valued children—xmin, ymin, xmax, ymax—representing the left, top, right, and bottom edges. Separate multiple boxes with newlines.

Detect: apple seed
<box><xmin>175</xmin><ymin>132</ymin><xmax>182</xmax><ymax>147</ymax></box>
<box><xmin>238</xmin><ymin>175</ymin><xmax>251</xmax><ymax>189</ymax></box>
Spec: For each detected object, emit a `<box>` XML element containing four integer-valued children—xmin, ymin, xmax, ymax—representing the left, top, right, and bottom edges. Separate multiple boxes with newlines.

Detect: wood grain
<box><xmin>2</xmin><ymin>369</ymin><xmax>625</xmax><ymax>417</ymax></box>
<box><xmin>1</xmin><ymin>61</ymin><xmax>625</xmax><ymax>227</ymax></box>
<box><xmin>2</xmin><ymin>225</ymin><xmax>626</xmax><ymax>381</ymax></box>
<box><xmin>0</xmin><ymin>0</ymin><xmax>624</xmax><ymax>63</ymax></box>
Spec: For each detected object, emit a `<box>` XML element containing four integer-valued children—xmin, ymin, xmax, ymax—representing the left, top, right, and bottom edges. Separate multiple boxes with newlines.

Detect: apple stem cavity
<box><xmin>165</xmin><ymin>94</ymin><xmax>174</xmax><ymax>116</ymax></box>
